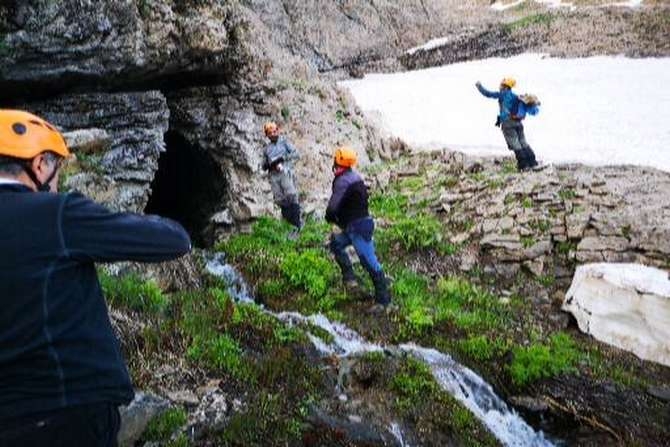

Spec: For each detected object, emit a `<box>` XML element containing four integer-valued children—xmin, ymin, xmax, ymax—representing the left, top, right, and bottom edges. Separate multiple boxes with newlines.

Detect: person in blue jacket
<box><xmin>0</xmin><ymin>110</ymin><xmax>192</xmax><ymax>447</ymax></box>
<box><xmin>476</xmin><ymin>77</ymin><xmax>540</xmax><ymax>171</ymax></box>
<box><xmin>325</xmin><ymin>147</ymin><xmax>391</xmax><ymax>313</ymax></box>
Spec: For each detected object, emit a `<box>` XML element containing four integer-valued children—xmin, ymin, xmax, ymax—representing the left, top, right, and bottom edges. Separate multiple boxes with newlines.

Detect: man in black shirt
<box><xmin>0</xmin><ymin>110</ymin><xmax>192</xmax><ymax>447</ymax></box>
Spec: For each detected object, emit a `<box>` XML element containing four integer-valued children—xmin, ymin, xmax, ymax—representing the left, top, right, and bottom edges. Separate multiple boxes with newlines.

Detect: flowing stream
<box><xmin>206</xmin><ymin>253</ymin><xmax>554</xmax><ymax>447</ymax></box>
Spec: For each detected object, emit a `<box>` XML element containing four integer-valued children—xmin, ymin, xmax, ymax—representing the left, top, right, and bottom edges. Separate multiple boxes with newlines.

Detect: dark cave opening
<box><xmin>145</xmin><ymin>131</ymin><xmax>226</xmax><ymax>248</ymax></box>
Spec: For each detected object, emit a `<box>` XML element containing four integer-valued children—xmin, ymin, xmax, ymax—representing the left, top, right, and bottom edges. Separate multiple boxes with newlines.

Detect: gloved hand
<box><xmin>475</xmin><ymin>81</ymin><xmax>482</xmax><ymax>88</ymax></box>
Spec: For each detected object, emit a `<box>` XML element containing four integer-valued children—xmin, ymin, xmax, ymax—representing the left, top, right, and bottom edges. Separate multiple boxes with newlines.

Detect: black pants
<box><xmin>0</xmin><ymin>403</ymin><xmax>120</xmax><ymax>447</ymax></box>
<box><xmin>501</xmin><ymin>119</ymin><xmax>538</xmax><ymax>170</ymax></box>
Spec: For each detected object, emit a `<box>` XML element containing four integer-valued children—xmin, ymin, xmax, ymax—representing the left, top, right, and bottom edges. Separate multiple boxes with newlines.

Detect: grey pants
<box><xmin>501</xmin><ymin>119</ymin><xmax>537</xmax><ymax>170</ymax></box>
<box><xmin>269</xmin><ymin>167</ymin><xmax>298</xmax><ymax>205</ymax></box>
<box><xmin>269</xmin><ymin>168</ymin><xmax>301</xmax><ymax>228</ymax></box>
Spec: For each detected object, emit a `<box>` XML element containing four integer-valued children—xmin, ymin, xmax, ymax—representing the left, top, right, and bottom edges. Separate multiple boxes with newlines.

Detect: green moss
<box><xmin>458</xmin><ymin>336</ymin><xmax>506</xmax><ymax>362</ymax></box>
<box><xmin>142</xmin><ymin>408</ymin><xmax>187</xmax><ymax>442</ymax></box>
<box><xmin>99</xmin><ymin>272</ymin><xmax>168</xmax><ymax>314</ymax></box>
<box><xmin>558</xmin><ymin>188</ymin><xmax>576</xmax><ymax>200</ymax></box>
<box><xmin>505</xmin><ymin>13</ymin><xmax>554</xmax><ymax>32</ymax></box>
<box><xmin>509</xmin><ymin>332</ymin><xmax>581</xmax><ymax>386</ymax></box>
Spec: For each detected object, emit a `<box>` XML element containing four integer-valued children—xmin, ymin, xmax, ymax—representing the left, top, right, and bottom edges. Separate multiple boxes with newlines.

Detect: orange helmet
<box><xmin>263</xmin><ymin>121</ymin><xmax>278</xmax><ymax>136</ymax></box>
<box><xmin>333</xmin><ymin>146</ymin><xmax>357</xmax><ymax>168</ymax></box>
<box><xmin>0</xmin><ymin>110</ymin><xmax>70</xmax><ymax>159</ymax></box>
<box><xmin>500</xmin><ymin>77</ymin><xmax>516</xmax><ymax>89</ymax></box>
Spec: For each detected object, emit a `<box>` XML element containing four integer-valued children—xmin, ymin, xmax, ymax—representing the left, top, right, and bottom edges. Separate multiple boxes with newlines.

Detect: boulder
<box><xmin>118</xmin><ymin>392</ymin><xmax>170</xmax><ymax>447</ymax></box>
<box><xmin>563</xmin><ymin>263</ymin><xmax>670</xmax><ymax>367</ymax></box>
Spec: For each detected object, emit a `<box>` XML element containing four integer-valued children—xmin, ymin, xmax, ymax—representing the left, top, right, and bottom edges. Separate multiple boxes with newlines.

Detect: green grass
<box><xmin>505</xmin><ymin>13</ymin><xmax>554</xmax><ymax>32</ymax></box>
<box><xmin>509</xmin><ymin>332</ymin><xmax>581</xmax><ymax>386</ymax></box>
<box><xmin>458</xmin><ymin>336</ymin><xmax>507</xmax><ymax>362</ymax></box>
<box><xmin>99</xmin><ymin>271</ymin><xmax>168</xmax><ymax>314</ymax></box>
<box><xmin>142</xmin><ymin>408</ymin><xmax>187</xmax><ymax>443</ymax></box>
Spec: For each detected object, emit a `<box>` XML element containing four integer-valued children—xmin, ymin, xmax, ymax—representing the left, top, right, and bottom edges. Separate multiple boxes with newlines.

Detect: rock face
<box><xmin>563</xmin><ymin>263</ymin><xmax>670</xmax><ymax>367</ymax></box>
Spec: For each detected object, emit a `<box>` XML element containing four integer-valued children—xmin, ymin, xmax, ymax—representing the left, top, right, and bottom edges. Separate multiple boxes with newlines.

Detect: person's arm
<box><xmin>282</xmin><ymin>138</ymin><xmax>300</xmax><ymax>162</ymax></box>
<box><xmin>475</xmin><ymin>81</ymin><xmax>499</xmax><ymax>99</ymax></box>
<box><xmin>61</xmin><ymin>193</ymin><xmax>192</xmax><ymax>263</ymax></box>
<box><xmin>325</xmin><ymin>178</ymin><xmax>347</xmax><ymax>224</ymax></box>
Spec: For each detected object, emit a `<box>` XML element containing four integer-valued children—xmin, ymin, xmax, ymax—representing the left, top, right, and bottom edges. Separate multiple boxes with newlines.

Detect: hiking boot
<box><xmin>371</xmin><ymin>271</ymin><xmax>391</xmax><ymax>306</ymax></box>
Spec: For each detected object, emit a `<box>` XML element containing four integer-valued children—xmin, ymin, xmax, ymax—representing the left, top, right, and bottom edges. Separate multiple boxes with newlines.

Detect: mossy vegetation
<box><xmin>505</xmin><ymin>13</ymin><xmax>554</xmax><ymax>32</ymax></box>
<box><xmin>141</xmin><ymin>408</ymin><xmax>188</xmax><ymax>444</ymax></box>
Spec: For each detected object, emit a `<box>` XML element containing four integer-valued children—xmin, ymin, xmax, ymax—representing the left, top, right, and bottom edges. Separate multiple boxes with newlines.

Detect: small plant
<box><xmin>369</xmin><ymin>192</ymin><xmax>408</xmax><ymax>219</ymax></box>
<box><xmin>505</xmin><ymin>13</ymin><xmax>554</xmax><ymax>32</ymax></box>
<box><xmin>558</xmin><ymin>188</ymin><xmax>576</xmax><ymax>200</ymax></box>
<box><xmin>509</xmin><ymin>332</ymin><xmax>580</xmax><ymax>386</ymax></box>
<box><xmin>521</xmin><ymin>197</ymin><xmax>534</xmax><ymax>209</ymax></box>
<box><xmin>280</xmin><ymin>106</ymin><xmax>290</xmax><ymax>120</ymax></box>
<box><xmin>521</xmin><ymin>236</ymin><xmax>535</xmax><ymax>248</ymax></box>
<box><xmin>187</xmin><ymin>333</ymin><xmax>250</xmax><ymax>380</ymax></box>
<box><xmin>99</xmin><ymin>272</ymin><xmax>168</xmax><ymax>313</ymax></box>
<box><xmin>280</xmin><ymin>249</ymin><xmax>338</xmax><ymax>299</ymax></box>
<box><xmin>458</xmin><ymin>336</ymin><xmax>505</xmax><ymax>362</ymax></box>
<box><xmin>391</xmin><ymin>358</ymin><xmax>438</xmax><ymax>410</ymax></box>
<box><xmin>142</xmin><ymin>408</ymin><xmax>187</xmax><ymax>442</ymax></box>
<box><xmin>383</xmin><ymin>213</ymin><xmax>444</xmax><ymax>252</ymax></box>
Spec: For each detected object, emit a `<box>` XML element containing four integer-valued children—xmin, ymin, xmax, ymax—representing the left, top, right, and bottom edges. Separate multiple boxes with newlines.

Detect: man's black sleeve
<box><xmin>61</xmin><ymin>193</ymin><xmax>192</xmax><ymax>263</ymax></box>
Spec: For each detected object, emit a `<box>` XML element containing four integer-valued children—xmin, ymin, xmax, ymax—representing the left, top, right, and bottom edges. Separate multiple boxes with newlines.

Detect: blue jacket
<box><xmin>0</xmin><ymin>183</ymin><xmax>191</xmax><ymax>421</ymax></box>
<box><xmin>325</xmin><ymin>169</ymin><xmax>370</xmax><ymax>233</ymax></box>
<box><xmin>476</xmin><ymin>84</ymin><xmax>535</xmax><ymax>122</ymax></box>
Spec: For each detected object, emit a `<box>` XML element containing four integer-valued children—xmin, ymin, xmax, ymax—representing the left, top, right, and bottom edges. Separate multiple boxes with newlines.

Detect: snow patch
<box><xmin>563</xmin><ymin>263</ymin><xmax>670</xmax><ymax>367</ymax></box>
<box><xmin>339</xmin><ymin>54</ymin><xmax>670</xmax><ymax>173</ymax></box>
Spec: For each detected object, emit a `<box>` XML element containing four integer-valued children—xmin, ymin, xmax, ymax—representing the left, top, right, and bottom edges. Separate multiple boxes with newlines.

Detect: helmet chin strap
<box><xmin>23</xmin><ymin>160</ymin><xmax>58</xmax><ymax>192</ymax></box>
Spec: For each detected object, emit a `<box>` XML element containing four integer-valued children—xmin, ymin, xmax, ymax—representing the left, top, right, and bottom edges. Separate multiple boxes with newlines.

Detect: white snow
<box><xmin>563</xmin><ymin>263</ymin><xmax>670</xmax><ymax>367</ymax></box>
<box><xmin>339</xmin><ymin>54</ymin><xmax>670</xmax><ymax>172</ymax></box>
<box><xmin>406</xmin><ymin>37</ymin><xmax>453</xmax><ymax>55</ymax></box>
<box><xmin>490</xmin><ymin>0</ymin><xmax>642</xmax><ymax>11</ymax></box>
<box><xmin>490</xmin><ymin>0</ymin><xmax>525</xmax><ymax>11</ymax></box>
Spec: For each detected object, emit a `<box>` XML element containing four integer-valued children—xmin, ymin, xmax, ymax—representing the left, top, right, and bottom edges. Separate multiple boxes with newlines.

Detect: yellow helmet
<box><xmin>333</xmin><ymin>146</ymin><xmax>357</xmax><ymax>168</ymax></box>
<box><xmin>0</xmin><ymin>110</ymin><xmax>70</xmax><ymax>159</ymax></box>
<box><xmin>501</xmin><ymin>77</ymin><xmax>516</xmax><ymax>89</ymax></box>
<box><xmin>263</xmin><ymin>121</ymin><xmax>278</xmax><ymax>136</ymax></box>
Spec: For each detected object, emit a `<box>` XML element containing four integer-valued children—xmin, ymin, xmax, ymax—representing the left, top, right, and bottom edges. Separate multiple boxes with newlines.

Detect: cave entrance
<box><xmin>145</xmin><ymin>131</ymin><xmax>226</xmax><ymax>247</ymax></box>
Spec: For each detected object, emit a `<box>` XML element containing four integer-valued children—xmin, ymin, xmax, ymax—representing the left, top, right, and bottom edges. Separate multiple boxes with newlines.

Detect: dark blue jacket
<box><xmin>325</xmin><ymin>169</ymin><xmax>370</xmax><ymax>232</ymax></box>
<box><xmin>0</xmin><ymin>183</ymin><xmax>191</xmax><ymax>421</ymax></box>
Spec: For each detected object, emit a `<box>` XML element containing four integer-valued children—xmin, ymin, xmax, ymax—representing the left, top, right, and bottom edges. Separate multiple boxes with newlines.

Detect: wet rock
<box><xmin>647</xmin><ymin>386</ymin><xmax>670</xmax><ymax>402</ymax></box>
<box><xmin>306</xmin><ymin>406</ymin><xmax>390</xmax><ymax>446</ymax></box>
<box><xmin>509</xmin><ymin>396</ymin><xmax>549</xmax><ymax>413</ymax></box>
<box><xmin>118</xmin><ymin>392</ymin><xmax>170</xmax><ymax>447</ymax></box>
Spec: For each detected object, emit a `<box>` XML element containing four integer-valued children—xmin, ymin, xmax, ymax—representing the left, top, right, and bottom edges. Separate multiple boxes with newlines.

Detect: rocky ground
<box><xmin>107</xmin><ymin>149</ymin><xmax>670</xmax><ymax>446</ymax></box>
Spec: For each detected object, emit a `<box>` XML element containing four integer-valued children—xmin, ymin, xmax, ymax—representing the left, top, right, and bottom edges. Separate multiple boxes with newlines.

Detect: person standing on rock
<box><xmin>326</xmin><ymin>146</ymin><xmax>392</xmax><ymax>313</ymax></box>
<box><xmin>262</xmin><ymin>121</ymin><xmax>303</xmax><ymax>238</ymax></box>
<box><xmin>0</xmin><ymin>110</ymin><xmax>192</xmax><ymax>447</ymax></box>
<box><xmin>476</xmin><ymin>78</ymin><xmax>540</xmax><ymax>171</ymax></box>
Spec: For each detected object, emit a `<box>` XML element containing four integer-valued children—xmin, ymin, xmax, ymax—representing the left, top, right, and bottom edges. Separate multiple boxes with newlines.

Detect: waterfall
<box><xmin>206</xmin><ymin>254</ymin><xmax>554</xmax><ymax>447</ymax></box>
